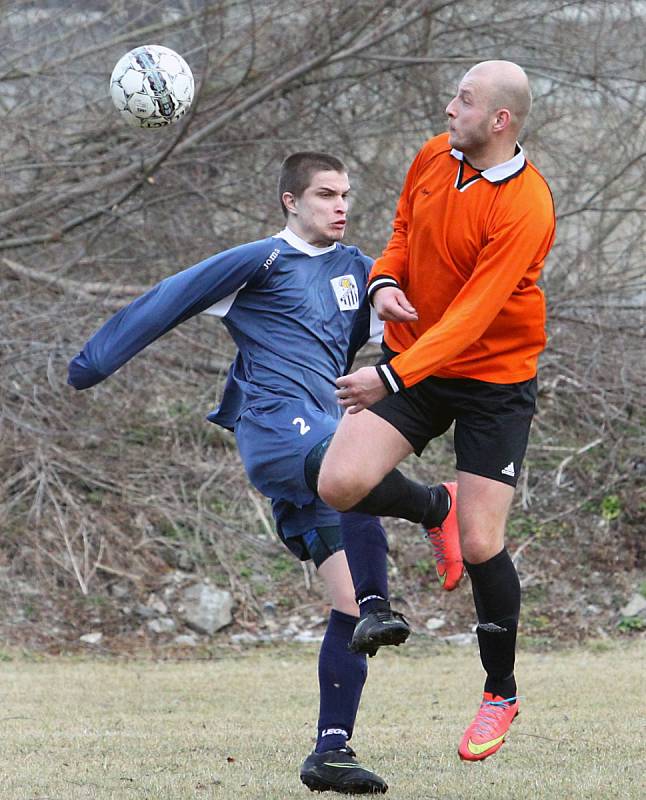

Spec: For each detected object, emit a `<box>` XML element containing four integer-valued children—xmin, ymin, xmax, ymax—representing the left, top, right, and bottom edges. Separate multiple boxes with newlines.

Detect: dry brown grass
<box><xmin>1</xmin><ymin>638</ymin><xmax>643</xmax><ymax>799</ymax></box>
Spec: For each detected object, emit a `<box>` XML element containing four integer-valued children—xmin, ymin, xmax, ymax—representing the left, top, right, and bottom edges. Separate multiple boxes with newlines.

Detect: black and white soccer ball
<box><xmin>109</xmin><ymin>45</ymin><xmax>194</xmax><ymax>128</ymax></box>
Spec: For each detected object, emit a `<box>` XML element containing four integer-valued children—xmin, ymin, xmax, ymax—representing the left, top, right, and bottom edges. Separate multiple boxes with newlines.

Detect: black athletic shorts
<box><xmin>369</xmin><ymin>359</ymin><xmax>537</xmax><ymax>488</ymax></box>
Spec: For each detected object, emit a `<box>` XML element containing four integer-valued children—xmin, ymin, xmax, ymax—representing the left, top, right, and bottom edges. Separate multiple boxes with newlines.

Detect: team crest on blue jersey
<box><xmin>331</xmin><ymin>275</ymin><xmax>359</xmax><ymax>310</ymax></box>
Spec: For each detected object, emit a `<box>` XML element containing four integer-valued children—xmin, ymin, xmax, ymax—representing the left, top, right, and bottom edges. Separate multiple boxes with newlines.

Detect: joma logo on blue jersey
<box><xmin>263</xmin><ymin>248</ymin><xmax>280</xmax><ymax>269</ymax></box>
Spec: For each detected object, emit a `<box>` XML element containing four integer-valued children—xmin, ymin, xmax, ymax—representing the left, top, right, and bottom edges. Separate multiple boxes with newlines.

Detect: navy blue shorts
<box><xmin>235</xmin><ymin>397</ymin><xmax>341</xmax><ymax>544</ymax></box>
<box><xmin>277</xmin><ymin>524</ymin><xmax>343</xmax><ymax>568</ymax></box>
<box><xmin>369</xmin><ymin>370</ymin><xmax>537</xmax><ymax>488</ymax></box>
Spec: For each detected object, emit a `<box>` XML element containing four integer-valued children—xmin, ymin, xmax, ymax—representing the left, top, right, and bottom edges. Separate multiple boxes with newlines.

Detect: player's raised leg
<box><xmin>317</xmin><ymin>414</ymin><xmax>412</xmax><ymax>656</ymax></box>
<box><xmin>299</xmin><ymin>547</ymin><xmax>388</xmax><ymax>794</ymax></box>
<box><xmin>318</xmin><ymin>409</ymin><xmax>459</xmax><ymax>654</ymax></box>
<box><xmin>319</xmin><ymin>409</ymin><xmax>412</xmax><ymax>511</ymax></box>
<box><xmin>341</xmin><ymin>512</ymin><xmax>409</xmax><ymax>658</ymax></box>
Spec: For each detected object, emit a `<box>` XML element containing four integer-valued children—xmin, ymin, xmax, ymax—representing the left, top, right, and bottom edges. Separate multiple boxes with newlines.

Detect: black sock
<box><xmin>340</xmin><ymin>512</ymin><xmax>389</xmax><ymax>615</ymax></box>
<box><xmin>421</xmin><ymin>484</ymin><xmax>451</xmax><ymax>529</ymax></box>
<box><xmin>349</xmin><ymin>469</ymin><xmax>449</xmax><ymax>528</ymax></box>
<box><xmin>464</xmin><ymin>548</ymin><xmax>520</xmax><ymax>699</ymax></box>
<box><xmin>316</xmin><ymin>609</ymin><xmax>367</xmax><ymax>753</ymax></box>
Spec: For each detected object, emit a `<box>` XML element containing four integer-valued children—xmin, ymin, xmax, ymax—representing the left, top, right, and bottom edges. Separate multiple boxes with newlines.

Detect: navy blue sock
<box><xmin>464</xmin><ymin>548</ymin><xmax>520</xmax><ymax>698</ymax></box>
<box><xmin>340</xmin><ymin>512</ymin><xmax>389</xmax><ymax>615</ymax></box>
<box><xmin>316</xmin><ymin>609</ymin><xmax>367</xmax><ymax>753</ymax></box>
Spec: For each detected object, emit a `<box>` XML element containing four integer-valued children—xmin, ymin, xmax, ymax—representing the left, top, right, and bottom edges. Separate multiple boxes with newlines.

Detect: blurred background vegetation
<box><xmin>1</xmin><ymin>0</ymin><xmax>643</xmax><ymax>651</ymax></box>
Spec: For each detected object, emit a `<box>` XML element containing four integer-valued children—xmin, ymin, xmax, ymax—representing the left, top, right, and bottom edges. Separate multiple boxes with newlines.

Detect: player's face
<box><xmin>445</xmin><ymin>72</ymin><xmax>495</xmax><ymax>158</ymax></box>
<box><xmin>285</xmin><ymin>170</ymin><xmax>350</xmax><ymax>247</ymax></box>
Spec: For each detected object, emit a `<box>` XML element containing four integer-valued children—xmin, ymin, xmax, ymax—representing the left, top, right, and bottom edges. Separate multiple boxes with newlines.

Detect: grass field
<box><xmin>1</xmin><ymin>639</ymin><xmax>643</xmax><ymax>799</ymax></box>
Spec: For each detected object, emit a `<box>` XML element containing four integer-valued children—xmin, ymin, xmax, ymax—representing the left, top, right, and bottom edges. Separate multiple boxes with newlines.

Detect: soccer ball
<box><xmin>109</xmin><ymin>45</ymin><xmax>194</xmax><ymax>128</ymax></box>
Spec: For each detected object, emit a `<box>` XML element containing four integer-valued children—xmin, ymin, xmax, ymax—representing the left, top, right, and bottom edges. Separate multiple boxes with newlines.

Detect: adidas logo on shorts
<box><xmin>501</xmin><ymin>462</ymin><xmax>515</xmax><ymax>477</ymax></box>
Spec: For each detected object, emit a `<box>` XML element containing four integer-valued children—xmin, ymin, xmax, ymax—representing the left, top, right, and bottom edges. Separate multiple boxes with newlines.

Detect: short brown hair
<box><xmin>278</xmin><ymin>151</ymin><xmax>346</xmax><ymax>218</ymax></box>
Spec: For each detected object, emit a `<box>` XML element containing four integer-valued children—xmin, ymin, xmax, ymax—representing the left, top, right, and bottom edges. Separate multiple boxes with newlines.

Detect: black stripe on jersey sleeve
<box><xmin>367</xmin><ymin>274</ymin><xmax>400</xmax><ymax>304</ymax></box>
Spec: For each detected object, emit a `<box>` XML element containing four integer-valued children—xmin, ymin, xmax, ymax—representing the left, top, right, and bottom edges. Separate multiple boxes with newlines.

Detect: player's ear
<box><xmin>493</xmin><ymin>108</ymin><xmax>511</xmax><ymax>132</ymax></box>
<box><xmin>282</xmin><ymin>191</ymin><xmax>297</xmax><ymax>214</ymax></box>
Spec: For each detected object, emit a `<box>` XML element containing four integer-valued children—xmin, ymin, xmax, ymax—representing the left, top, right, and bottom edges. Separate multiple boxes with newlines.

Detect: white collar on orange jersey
<box><xmin>450</xmin><ymin>143</ymin><xmax>526</xmax><ymax>184</ymax></box>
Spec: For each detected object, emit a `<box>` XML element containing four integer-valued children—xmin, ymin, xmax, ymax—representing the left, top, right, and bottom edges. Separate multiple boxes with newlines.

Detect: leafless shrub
<box><xmin>1</xmin><ymin>0</ymin><xmax>643</xmax><ymax>641</ymax></box>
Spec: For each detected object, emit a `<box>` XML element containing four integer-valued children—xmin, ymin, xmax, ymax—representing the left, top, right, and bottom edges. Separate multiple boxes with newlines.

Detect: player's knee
<box><xmin>317</xmin><ymin>466</ymin><xmax>361</xmax><ymax>510</ymax></box>
<box><xmin>318</xmin><ymin>481</ymin><xmax>369</xmax><ymax>511</ymax></box>
<box><xmin>458</xmin><ymin>499</ymin><xmax>508</xmax><ymax>563</ymax></box>
<box><xmin>317</xmin><ymin>480</ymin><xmax>347</xmax><ymax>509</ymax></box>
<box><xmin>460</xmin><ymin>526</ymin><xmax>505</xmax><ymax>564</ymax></box>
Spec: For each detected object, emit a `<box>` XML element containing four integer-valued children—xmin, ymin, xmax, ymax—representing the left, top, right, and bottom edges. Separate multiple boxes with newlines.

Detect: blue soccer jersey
<box><xmin>68</xmin><ymin>227</ymin><xmax>382</xmax><ymax>538</ymax></box>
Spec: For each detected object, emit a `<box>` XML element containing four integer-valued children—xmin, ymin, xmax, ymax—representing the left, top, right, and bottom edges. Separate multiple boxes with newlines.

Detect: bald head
<box><xmin>464</xmin><ymin>60</ymin><xmax>532</xmax><ymax>133</ymax></box>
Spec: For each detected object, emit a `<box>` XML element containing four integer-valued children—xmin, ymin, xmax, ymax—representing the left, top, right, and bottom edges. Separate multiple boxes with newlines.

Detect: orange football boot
<box><xmin>458</xmin><ymin>692</ymin><xmax>520</xmax><ymax>761</ymax></box>
<box><xmin>424</xmin><ymin>481</ymin><xmax>463</xmax><ymax>591</ymax></box>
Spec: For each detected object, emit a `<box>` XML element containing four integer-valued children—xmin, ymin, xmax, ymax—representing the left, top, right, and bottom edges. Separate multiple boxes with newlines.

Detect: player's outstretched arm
<box><xmin>67</xmin><ymin>266</ymin><xmax>219</xmax><ymax>390</ymax></box>
<box><xmin>67</xmin><ymin>242</ymin><xmax>270</xmax><ymax>390</ymax></box>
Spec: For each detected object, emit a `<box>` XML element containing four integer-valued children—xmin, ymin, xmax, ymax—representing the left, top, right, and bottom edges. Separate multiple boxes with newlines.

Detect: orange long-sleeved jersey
<box><xmin>369</xmin><ymin>133</ymin><xmax>556</xmax><ymax>390</ymax></box>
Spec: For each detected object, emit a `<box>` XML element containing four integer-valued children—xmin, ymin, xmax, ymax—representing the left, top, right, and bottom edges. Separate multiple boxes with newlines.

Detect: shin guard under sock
<box><xmin>316</xmin><ymin>609</ymin><xmax>367</xmax><ymax>752</ymax></box>
<box><xmin>464</xmin><ymin>548</ymin><xmax>520</xmax><ymax>698</ymax></box>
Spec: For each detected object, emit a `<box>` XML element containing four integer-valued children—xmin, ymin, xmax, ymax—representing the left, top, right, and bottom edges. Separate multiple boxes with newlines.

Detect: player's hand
<box><xmin>373</xmin><ymin>286</ymin><xmax>418</xmax><ymax>322</ymax></box>
<box><xmin>335</xmin><ymin>367</ymin><xmax>387</xmax><ymax>414</ymax></box>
